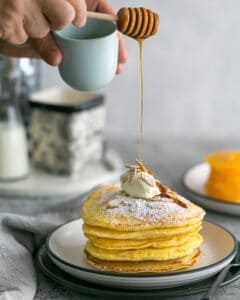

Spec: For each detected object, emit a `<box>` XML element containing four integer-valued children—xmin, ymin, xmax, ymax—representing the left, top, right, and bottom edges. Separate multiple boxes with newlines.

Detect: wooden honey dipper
<box><xmin>87</xmin><ymin>7</ymin><xmax>159</xmax><ymax>39</ymax></box>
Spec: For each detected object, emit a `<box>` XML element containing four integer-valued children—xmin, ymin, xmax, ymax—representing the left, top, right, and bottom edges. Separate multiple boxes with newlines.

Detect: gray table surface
<box><xmin>1</xmin><ymin>137</ymin><xmax>240</xmax><ymax>300</ymax></box>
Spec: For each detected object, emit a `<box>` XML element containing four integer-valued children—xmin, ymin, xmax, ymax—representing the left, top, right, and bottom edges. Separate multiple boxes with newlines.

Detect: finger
<box><xmin>67</xmin><ymin>0</ymin><xmax>87</xmax><ymax>27</ymax></box>
<box><xmin>96</xmin><ymin>0</ymin><xmax>115</xmax><ymax>15</ymax></box>
<box><xmin>116</xmin><ymin>63</ymin><xmax>123</xmax><ymax>75</ymax></box>
<box><xmin>0</xmin><ymin>0</ymin><xmax>26</xmax><ymax>45</ymax></box>
<box><xmin>118</xmin><ymin>33</ymin><xmax>128</xmax><ymax>64</ymax></box>
<box><xmin>29</xmin><ymin>33</ymin><xmax>62</xmax><ymax>66</ymax></box>
<box><xmin>24</xmin><ymin>8</ymin><xmax>50</xmax><ymax>39</ymax></box>
<box><xmin>41</xmin><ymin>0</ymin><xmax>75</xmax><ymax>31</ymax></box>
<box><xmin>11</xmin><ymin>24</ymin><xmax>28</xmax><ymax>45</ymax></box>
<box><xmin>0</xmin><ymin>41</ymin><xmax>39</xmax><ymax>58</ymax></box>
<box><xmin>0</xmin><ymin>16</ymin><xmax>28</xmax><ymax>45</ymax></box>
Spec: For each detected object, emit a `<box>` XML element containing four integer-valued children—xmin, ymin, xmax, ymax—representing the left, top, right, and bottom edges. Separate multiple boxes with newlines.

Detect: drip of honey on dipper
<box><xmin>117</xmin><ymin>8</ymin><xmax>160</xmax><ymax>160</ymax></box>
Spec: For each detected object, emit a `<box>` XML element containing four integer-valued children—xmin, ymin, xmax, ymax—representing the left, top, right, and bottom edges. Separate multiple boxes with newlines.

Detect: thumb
<box><xmin>29</xmin><ymin>33</ymin><xmax>62</xmax><ymax>66</ymax></box>
<box><xmin>67</xmin><ymin>0</ymin><xmax>87</xmax><ymax>27</ymax></box>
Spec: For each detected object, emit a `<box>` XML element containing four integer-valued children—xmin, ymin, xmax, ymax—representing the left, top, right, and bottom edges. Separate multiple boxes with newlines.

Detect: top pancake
<box><xmin>81</xmin><ymin>184</ymin><xmax>205</xmax><ymax>231</ymax></box>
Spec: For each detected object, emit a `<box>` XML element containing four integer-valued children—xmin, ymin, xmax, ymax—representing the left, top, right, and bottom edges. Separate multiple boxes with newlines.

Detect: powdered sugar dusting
<box><xmin>99</xmin><ymin>191</ymin><xmax>187</xmax><ymax>224</ymax></box>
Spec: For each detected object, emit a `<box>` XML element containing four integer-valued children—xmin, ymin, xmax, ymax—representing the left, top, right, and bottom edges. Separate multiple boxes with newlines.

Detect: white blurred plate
<box><xmin>0</xmin><ymin>148</ymin><xmax>123</xmax><ymax>198</ymax></box>
<box><xmin>46</xmin><ymin>219</ymin><xmax>237</xmax><ymax>290</ymax></box>
<box><xmin>182</xmin><ymin>163</ymin><xmax>240</xmax><ymax>216</ymax></box>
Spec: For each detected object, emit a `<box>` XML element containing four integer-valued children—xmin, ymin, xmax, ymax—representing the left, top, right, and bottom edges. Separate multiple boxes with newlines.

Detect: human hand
<box><xmin>0</xmin><ymin>0</ymin><xmax>127</xmax><ymax>74</ymax></box>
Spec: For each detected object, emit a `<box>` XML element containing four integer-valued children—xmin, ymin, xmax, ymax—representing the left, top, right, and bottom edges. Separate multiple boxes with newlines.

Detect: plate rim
<box><xmin>46</xmin><ymin>218</ymin><xmax>238</xmax><ymax>278</ymax></box>
<box><xmin>182</xmin><ymin>162</ymin><xmax>240</xmax><ymax>206</ymax></box>
<box><xmin>36</xmin><ymin>243</ymin><xmax>240</xmax><ymax>296</ymax></box>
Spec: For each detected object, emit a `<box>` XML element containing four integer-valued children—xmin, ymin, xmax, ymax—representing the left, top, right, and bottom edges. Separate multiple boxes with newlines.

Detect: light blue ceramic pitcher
<box><xmin>54</xmin><ymin>19</ymin><xmax>118</xmax><ymax>91</ymax></box>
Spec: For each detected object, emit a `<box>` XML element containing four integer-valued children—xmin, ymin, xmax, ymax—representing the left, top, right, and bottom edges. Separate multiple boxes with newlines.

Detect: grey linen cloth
<box><xmin>0</xmin><ymin>212</ymin><xmax>66</xmax><ymax>300</ymax></box>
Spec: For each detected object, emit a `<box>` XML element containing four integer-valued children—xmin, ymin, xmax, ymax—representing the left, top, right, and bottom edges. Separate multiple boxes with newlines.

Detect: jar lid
<box><xmin>29</xmin><ymin>87</ymin><xmax>104</xmax><ymax>113</ymax></box>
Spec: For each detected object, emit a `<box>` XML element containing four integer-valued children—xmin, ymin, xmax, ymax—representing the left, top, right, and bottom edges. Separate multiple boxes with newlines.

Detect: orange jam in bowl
<box><xmin>205</xmin><ymin>151</ymin><xmax>240</xmax><ymax>202</ymax></box>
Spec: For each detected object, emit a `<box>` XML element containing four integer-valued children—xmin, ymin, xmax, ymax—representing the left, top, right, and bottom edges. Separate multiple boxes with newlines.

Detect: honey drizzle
<box><xmin>138</xmin><ymin>39</ymin><xmax>144</xmax><ymax>161</ymax></box>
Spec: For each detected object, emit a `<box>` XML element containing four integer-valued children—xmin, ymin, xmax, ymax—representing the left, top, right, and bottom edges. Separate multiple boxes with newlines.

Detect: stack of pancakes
<box><xmin>82</xmin><ymin>184</ymin><xmax>205</xmax><ymax>273</ymax></box>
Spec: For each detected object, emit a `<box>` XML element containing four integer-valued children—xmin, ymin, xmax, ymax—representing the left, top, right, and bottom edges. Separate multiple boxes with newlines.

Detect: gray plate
<box><xmin>37</xmin><ymin>244</ymin><xmax>240</xmax><ymax>299</ymax></box>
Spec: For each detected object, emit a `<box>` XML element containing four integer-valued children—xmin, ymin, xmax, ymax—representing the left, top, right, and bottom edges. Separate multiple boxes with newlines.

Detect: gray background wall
<box><xmin>41</xmin><ymin>0</ymin><xmax>240</xmax><ymax>139</ymax></box>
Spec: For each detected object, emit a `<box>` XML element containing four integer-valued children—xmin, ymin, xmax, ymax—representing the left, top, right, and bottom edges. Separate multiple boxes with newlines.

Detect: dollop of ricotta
<box><xmin>120</xmin><ymin>162</ymin><xmax>160</xmax><ymax>199</ymax></box>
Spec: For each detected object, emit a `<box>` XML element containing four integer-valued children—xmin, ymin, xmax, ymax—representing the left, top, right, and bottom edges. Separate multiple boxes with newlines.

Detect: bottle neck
<box><xmin>0</xmin><ymin>79</ymin><xmax>23</xmax><ymax>128</ymax></box>
<box><xmin>0</xmin><ymin>58</ymin><xmax>21</xmax><ymax>100</ymax></box>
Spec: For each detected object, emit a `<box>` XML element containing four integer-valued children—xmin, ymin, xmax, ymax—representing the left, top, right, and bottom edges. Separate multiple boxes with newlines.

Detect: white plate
<box><xmin>0</xmin><ymin>148</ymin><xmax>123</xmax><ymax>198</ymax></box>
<box><xmin>182</xmin><ymin>163</ymin><xmax>240</xmax><ymax>216</ymax></box>
<box><xmin>46</xmin><ymin>219</ymin><xmax>237</xmax><ymax>290</ymax></box>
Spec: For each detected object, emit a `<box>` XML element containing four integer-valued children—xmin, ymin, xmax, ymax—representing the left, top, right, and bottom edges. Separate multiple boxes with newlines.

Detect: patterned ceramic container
<box><xmin>29</xmin><ymin>88</ymin><xmax>105</xmax><ymax>176</ymax></box>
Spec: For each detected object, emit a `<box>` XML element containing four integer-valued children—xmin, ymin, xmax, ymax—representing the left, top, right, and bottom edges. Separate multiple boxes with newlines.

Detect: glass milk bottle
<box><xmin>0</xmin><ymin>58</ymin><xmax>29</xmax><ymax>180</ymax></box>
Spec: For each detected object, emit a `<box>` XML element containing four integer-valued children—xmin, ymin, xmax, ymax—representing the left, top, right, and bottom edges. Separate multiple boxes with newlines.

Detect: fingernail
<box><xmin>74</xmin><ymin>17</ymin><xmax>87</xmax><ymax>28</ymax></box>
